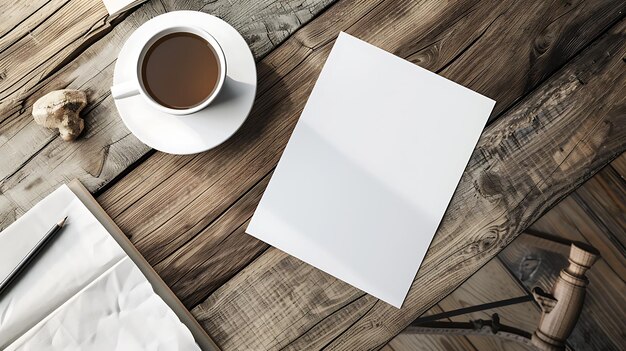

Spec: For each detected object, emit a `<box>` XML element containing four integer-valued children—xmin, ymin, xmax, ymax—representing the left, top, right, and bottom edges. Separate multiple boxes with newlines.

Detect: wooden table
<box><xmin>1</xmin><ymin>0</ymin><xmax>624</xmax><ymax>349</ymax></box>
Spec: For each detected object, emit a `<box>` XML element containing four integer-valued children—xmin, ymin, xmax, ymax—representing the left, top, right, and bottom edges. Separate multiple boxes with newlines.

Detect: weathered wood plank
<box><xmin>384</xmin><ymin>305</ymin><xmax>479</xmax><ymax>351</ymax></box>
<box><xmin>0</xmin><ymin>0</ymin><xmax>121</xmax><ymax>113</ymax></box>
<box><xmin>0</xmin><ymin>0</ymin><xmax>336</xmax><ymax>228</ymax></box>
<box><xmin>611</xmin><ymin>153</ymin><xmax>626</xmax><ymax>178</ymax></box>
<box><xmin>383</xmin><ymin>333</ymin><xmax>476</xmax><ymax>351</ymax></box>
<box><xmin>279</xmin><ymin>294</ymin><xmax>380</xmax><ymax>351</ymax></box>
<box><xmin>153</xmin><ymin>172</ymin><xmax>272</xmax><ymax>308</ymax></box>
<box><xmin>189</xmin><ymin>248</ymin><xmax>371</xmax><ymax>350</ymax></box>
<box><xmin>499</xmin><ymin>233</ymin><xmax>626</xmax><ymax>351</ymax></box>
<box><xmin>0</xmin><ymin>0</ymin><xmax>61</xmax><ymax>40</ymax></box>
<box><xmin>189</xmin><ymin>16</ymin><xmax>626</xmax><ymax>350</ymax></box>
<box><xmin>571</xmin><ymin>165</ymin><xmax>626</xmax><ymax>254</ymax></box>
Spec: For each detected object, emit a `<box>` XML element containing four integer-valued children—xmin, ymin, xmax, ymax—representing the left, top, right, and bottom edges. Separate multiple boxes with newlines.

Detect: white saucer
<box><xmin>113</xmin><ymin>11</ymin><xmax>257</xmax><ymax>155</ymax></box>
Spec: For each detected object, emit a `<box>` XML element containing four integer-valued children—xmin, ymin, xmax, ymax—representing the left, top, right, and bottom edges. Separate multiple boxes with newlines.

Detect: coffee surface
<box><xmin>141</xmin><ymin>32</ymin><xmax>220</xmax><ymax>109</ymax></box>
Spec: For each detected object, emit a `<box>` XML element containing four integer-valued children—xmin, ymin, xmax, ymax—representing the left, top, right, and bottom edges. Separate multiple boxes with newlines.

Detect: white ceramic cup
<box><xmin>111</xmin><ymin>25</ymin><xmax>226</xmax><ymax>116</ymax></box>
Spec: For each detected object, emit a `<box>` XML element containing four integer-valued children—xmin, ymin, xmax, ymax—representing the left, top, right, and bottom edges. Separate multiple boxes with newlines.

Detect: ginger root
<box><xmin>32</xmin><ymin>89</ymin><xmax>87</xmax><ymax>141</ymax></box>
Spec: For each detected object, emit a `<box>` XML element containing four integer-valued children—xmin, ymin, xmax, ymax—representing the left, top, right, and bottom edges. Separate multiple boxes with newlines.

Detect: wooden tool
<box><xmin>410</xmin><ymin>241</ymin><xmax>600</xmax><ymax>351</ymax></box>
<box><xmin>531</xmin><ymin>242</ymin><xmax>599</xmax><ymax>351</ymax></box>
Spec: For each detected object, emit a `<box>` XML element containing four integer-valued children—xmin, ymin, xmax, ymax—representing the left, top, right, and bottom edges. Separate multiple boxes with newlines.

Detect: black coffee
<box><xmin>141</xmin><ymin>32</ymin><xmax>220</xmax><ymax>110</ymax></box>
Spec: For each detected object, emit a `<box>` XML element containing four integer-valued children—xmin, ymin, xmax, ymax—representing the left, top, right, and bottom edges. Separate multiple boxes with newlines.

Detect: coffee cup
<box><xmin>111</xmin><ymin>25</ymin><xmax>226</xmax><ymax>115</ymax></box>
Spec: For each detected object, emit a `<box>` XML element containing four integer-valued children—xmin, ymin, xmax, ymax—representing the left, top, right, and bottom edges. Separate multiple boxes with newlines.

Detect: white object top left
<box><xmin>0</xmin><ymin>185</ymin><xmax>200</xmax><ymax>350</ymax></box>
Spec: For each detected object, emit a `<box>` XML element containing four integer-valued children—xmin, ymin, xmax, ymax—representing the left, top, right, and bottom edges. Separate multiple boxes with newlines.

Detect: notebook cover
<box><xmin>67</xmin><ymin>179</ymin><xmax>220</xmax><ymax>351</ymax></box>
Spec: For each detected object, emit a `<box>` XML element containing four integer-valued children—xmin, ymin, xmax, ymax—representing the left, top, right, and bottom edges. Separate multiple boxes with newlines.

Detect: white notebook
<box><xmin>246</xmin><ymin>32</ymin><xmax>496</xmax><ymax>308</ymax></box>
<box><xmin>0</xmin><ymin>181</ymin><xmax>218</xmax><ymax>350</ymax></box>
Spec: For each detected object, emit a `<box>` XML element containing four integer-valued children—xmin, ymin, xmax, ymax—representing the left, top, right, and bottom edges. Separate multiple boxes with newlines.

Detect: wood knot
<box><xmin>463</xmin><ymin>229</ymin><xmax>500</xmax><ymax>256</ymax></box>
<box><xmin>480</xmin><ymin>228</ymin><xmax>499</xmax><ymax>250</ymax></box>
<box><xmin>409</xmin><ymin>45</ymin><xmax>439</xmax><ymax>68</ymax></box>
<box><xmin>475</xmin><ymin>170</ymin><xmax>510</xmax><ymax>200</ymax></box>
<box><xmin>533</xmin><ymin>29</ymin><xmax>555</xmax><ymax>56</ymax></box>
<box><xmin>23</xmin><ymin>177</ymin><xmax>43</xmax><ymax>191</ymax></box>
<box><xmin>367</xmin><ymin>318</ymin><xmax>384</xmax><ymax>329</ymax></box>
<box><xmin>519</xmin><ymin>254</ymin><xmax>540</xmax><ymax>282</ymax></box>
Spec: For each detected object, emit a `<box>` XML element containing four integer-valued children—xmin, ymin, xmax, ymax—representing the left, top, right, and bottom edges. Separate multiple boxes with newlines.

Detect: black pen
<box><xmin>0</xmin><ymin>216</ymin><xmax>67</xmax><ymax>296</ymax></box>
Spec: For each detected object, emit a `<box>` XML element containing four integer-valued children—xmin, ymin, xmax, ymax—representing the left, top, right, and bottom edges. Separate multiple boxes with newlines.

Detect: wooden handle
<box><xmin>531</xmin><ymin>242</ymin><xmax>599</xmax><ymax>351</ymax></box>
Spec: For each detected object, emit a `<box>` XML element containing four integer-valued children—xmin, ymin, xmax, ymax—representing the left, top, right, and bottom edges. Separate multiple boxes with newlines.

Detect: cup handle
<box><xmin>111</xmin><ymin>81</ymin><xmax>140</xmax><ymax>99</ymax></box>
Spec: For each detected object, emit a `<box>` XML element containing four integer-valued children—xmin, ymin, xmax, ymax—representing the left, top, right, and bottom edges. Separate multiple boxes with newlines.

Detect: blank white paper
<box><xmin>246</xmin><ymin>32</ymin><xmax>495</xmax><ymax>308</ymax></box>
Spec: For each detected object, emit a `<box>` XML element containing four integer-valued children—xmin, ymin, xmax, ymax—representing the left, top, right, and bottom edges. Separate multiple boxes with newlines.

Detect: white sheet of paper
<box><xmin>246</xmin><ymin>32</ymin><xmax>496</xmax><ymax>308</ymax></box>
<box><xmin>0</xmin><ymin>186</ymin><xmax>199</xmax><ymax>350</ymax></box>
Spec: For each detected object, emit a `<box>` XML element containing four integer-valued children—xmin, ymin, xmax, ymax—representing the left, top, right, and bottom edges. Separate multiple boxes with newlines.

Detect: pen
<box><xmin>0</xmin><ymin>216</ymin><xmax>67</xmax><ymax>296</ymax></box>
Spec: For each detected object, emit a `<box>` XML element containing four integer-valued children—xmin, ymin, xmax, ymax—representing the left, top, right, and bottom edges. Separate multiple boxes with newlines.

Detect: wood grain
<box><xmin>189</xmin><ymin>16</ymin><xmax>626</xmax><ymax>350</ymax></box>
<box><xmin>0</xmin><ymin>0</ymin><xmax>335</xmax><ymax>229</ymax></box>
<box><xmin>191</xmin><ymin>248</ymin><xmax>373</xmax><ymax>350</ymax></box>
<box><xmin>0</xmin><ymin>0</ymin><xmax>119</xmax><ymax>112</ymax></box>
<box><xmin>383</xmin><ymin>332</ymin><xmax>477</xmax><ymax>351</ymax></box>
<box><xmin>0</xmin><ymin>0</ymin><xmax>64</xmax><ymax>40</ymax></box>
<box><xmin>153</xmin><ymin>173</ymin><xmax>272</xmax><ymax>308</ymax></box>
<box><xmin>384</xmin><ymin>305</ymin><xmax>478</xmax><ymax>351</ymax></box>
<box><xmin>1</xmin><ymin>0</ymin><xmax>624</xmax><ymax>350</ymax></box>
<box><xmin>436</xmin><ymin>259</ymin><xmax>539</xmax><ymax>351</ymax></box>
<box><xmin>611</xmin><ymin>153</ymin><xmax>626</xmax><ymax>178</ymax></box>
<box><xmin>499</xmin><ymin>233</ymin><xmax>625</xmax><ymax>351</ymax></box>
